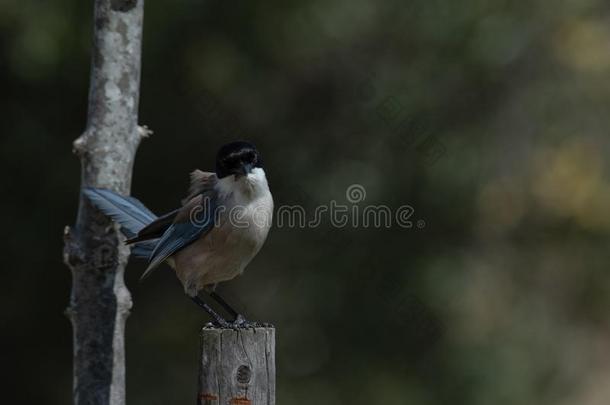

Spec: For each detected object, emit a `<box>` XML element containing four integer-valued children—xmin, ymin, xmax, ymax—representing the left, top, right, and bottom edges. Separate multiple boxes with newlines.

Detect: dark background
<box><xmin>3</xmin><ymin>0</ymin><xmax>610</xmax><ymax>404</ymax></box>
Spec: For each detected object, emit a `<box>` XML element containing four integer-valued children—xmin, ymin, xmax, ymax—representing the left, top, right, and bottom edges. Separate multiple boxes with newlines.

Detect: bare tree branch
<box><xmin>63</xmin><ymin>0</ymin><xmax>145</xmax><ymax>404</ymax></box>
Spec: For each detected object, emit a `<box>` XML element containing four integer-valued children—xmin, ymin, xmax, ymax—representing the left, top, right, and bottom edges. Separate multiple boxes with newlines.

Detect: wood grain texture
<box><xmin>63</xmin><ymin>0</ymin><xmax>147</xmax><ymax>403</ymax></box>
<box><xmin>199</xmin><ymin>327</ymin><xmax>276</xmax><ymax>405</ymax></box>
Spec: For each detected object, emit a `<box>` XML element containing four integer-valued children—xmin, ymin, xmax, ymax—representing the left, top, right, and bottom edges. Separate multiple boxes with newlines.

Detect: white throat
<box><xmin>216</xmin><ymin>167</ymin><xmax>270</xmax><ymax>204</ymax></box>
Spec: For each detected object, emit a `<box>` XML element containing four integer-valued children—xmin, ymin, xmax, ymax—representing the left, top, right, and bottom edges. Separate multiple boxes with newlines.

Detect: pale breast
<box><xmin>173</xmin><ymin>191</ymin><xmax>273</xmax><ymax>295</ymax></box>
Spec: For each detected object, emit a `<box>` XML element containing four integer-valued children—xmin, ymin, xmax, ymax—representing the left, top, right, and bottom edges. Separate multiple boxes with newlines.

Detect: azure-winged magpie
<box><xmin>83</xmin><ymin>141</ymin><xmax>273</xmax><ymax>328</ymax></box>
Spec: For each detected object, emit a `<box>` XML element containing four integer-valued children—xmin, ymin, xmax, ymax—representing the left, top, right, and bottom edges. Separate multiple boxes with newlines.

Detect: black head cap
<box><xmin>215</xmin><ymin>141</ymin><xmax>262</xmax><ymax>179</ymax></box>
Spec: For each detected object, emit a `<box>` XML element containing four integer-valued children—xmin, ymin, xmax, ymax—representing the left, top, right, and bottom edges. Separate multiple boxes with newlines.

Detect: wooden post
<box><xmin>198</xmin><ymin>326</ymin><xmax>276</xmax><ymax>405</ymax></box>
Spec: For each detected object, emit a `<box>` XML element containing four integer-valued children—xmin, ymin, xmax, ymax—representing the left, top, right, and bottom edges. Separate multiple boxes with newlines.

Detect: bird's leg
<box><xmin>190</xmin><ymin>296</ymin><xmax>232</xmax><ymax>328</ymax></box>
<box><xmin>202</xmin><ymin>286</ymin><xmax>268</xmax><ymax>328</ymax></box>
<box><xmin>203</xmin><ymin>284</ymin><xmax>248</xmax><ymax>325</ymax></box>
<box><xmin>209</xmin><ymin>291</ymin><xmax>239</xmax><ymax>319</ymax></box>
<box><xmin>210</xmin><ymin>291</ymin><xmax>256</xmax><ymax>328</ymax></box>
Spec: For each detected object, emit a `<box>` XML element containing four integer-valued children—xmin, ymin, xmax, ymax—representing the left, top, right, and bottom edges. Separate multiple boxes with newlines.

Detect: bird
<box><xmin>83</xmin><ymin>140</ymin><xmax>274</xmax><ymax>328</ymax></box>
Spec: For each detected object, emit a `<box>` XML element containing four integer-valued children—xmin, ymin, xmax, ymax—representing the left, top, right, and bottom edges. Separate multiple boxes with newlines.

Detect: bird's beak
<box><xmin>235</xmin><ymin>162</ymin><xmax>254</xmax><ymax>178</ymax></box>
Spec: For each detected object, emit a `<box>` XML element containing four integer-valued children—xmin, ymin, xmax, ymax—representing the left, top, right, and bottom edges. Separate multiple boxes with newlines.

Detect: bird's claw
<box><xmin>211</xmin><ymin>318</ymin><xmax>233</xmax><ymax>329</ymax></box>
<box><xmin>229</xmin><ymin>314</ymin><xmax>268</xmax><ymax>330</ymax></box>
<box><xmin>232</xmin><ymin>314</ymin><xmax>248</xmax><ymax>327</ymax></box>
<box><xmin>207</xmin><ymin>315</ymin><xmax>273</xmax><ymax>330</ymax></box>
<box><xmin>209</xmin><ymin>315</ymin><xmax>249</xmax><ymax>330</ymax></box>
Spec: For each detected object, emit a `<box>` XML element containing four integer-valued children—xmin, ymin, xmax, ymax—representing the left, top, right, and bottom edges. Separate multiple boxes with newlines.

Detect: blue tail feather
<box><xmin>82</xmin><ymin>187</ymin><xmax>158</xmax><ymax>259</ymax></box>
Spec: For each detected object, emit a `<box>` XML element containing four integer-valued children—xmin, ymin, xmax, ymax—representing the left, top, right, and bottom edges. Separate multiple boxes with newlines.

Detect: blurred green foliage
<box><xmin>2</xmin><ymin>0</ymin><xmax>610</xmax><ymax>404</ymax></box>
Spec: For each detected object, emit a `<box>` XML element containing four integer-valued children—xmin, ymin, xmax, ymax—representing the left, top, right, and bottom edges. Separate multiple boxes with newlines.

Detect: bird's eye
<box><xmin>242</xmin><ymin>151</ymin><xmax>255</xmax><ymax>163</ymax></box>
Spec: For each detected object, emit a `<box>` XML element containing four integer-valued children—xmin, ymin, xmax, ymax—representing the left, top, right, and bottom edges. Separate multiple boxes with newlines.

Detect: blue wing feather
<box><xmin>83</xmin><ymin>173</ymin><xmax>219</xmax><ymax>279</ymax></box>
<box><xmin>131</xmin><ymin>241</ymin><xmax>156</xmax><ymax>259</ymax></box>
<box><xmin>140</xmin><ymin>198</ymin><xmax>216</xmax><ymax>280</ymax></box>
